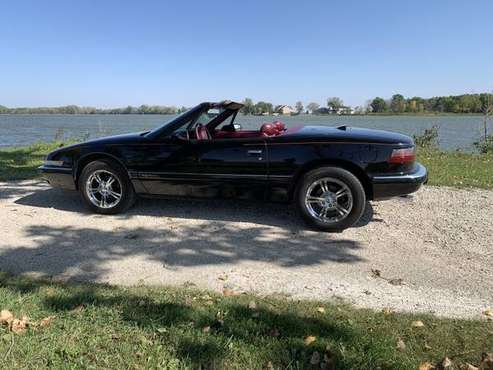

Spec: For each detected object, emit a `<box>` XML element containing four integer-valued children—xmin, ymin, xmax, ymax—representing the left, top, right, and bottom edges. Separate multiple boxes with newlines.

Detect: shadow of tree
<box><xmin>14</xmin><ymin>187</ymin><xmax>374</xmax><ymax>230</ymax></box>
<box><xmin>0</xmin><ymin>221</ymin><xmax>364</xmax><ymax>282</ymax></box>
<box><xmin>0</xmin><ymin>275</ymin><xmax>362</xmax><ymax>368</ymax></box>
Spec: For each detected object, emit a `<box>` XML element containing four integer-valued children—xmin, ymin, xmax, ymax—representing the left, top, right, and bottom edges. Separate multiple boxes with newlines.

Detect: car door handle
<box><xmin>247</xmin><ymin>150</ymin><xmax>263</xmax><ymax>155</ymax></box>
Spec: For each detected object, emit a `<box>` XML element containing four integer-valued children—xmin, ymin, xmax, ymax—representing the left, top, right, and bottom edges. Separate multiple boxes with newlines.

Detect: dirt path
<box><xmin>1</xmin><ymin>180</ymin><xmax>492</xmax><ymax>318</ymax></box>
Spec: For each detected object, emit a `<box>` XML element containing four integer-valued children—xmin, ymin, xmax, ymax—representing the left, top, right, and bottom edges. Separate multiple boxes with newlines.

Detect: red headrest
<box><xmin>273</xmin><ymin>121</ymin><xmax>286</xmax><ymax>131</ymax></box>
<box><xmin>260</xmin><ymin>123</ymin><xmax>278</xmax><ymax>136</ymax></box>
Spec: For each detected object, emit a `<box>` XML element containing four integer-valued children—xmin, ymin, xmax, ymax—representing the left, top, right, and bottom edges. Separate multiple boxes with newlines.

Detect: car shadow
<box><xmin>14</xmin><ymin>187</ymin><xmax>374</xmax><ymax>231</ymax></box>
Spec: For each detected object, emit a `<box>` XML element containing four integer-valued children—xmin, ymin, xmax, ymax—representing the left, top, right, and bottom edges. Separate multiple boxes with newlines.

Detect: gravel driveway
<box><xmin>0</xmin><ymin>180</ymin><xmax>492</xmax><ymax>318</ymax></box>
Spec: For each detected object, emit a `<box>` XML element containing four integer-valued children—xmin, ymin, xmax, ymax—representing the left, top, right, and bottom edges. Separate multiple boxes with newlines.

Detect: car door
<box><xmin>137</xmin><ymin>136</ymin><xmax>269</xmax><ymax>199</ymax></box>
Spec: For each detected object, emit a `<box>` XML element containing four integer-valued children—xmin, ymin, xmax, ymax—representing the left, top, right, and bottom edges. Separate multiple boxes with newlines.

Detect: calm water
<box><xmin>0</xmin><ymin>114</ymin><xmax>490</xmax><ymax>151</ymax></box>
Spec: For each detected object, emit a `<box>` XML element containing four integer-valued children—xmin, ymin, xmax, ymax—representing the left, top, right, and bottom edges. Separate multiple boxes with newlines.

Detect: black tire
<box><xmin>296</xmin><ymin>166</ymin><xmax>366</xmax><ymax>231</ymax></box>
<box><xmin>78</xmin><ymin>160</ymin><xmax>135</xmax><ymax>214</ymax></box>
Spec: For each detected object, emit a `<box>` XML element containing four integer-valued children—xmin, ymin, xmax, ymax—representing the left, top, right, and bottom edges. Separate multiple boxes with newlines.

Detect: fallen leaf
<box><xmin>483</xmin><ymin>309</ymin><xmax>493</xmax><ymax>317</ymax></box>
<box><xmin>383</xmin><ymin>307</ymin><xmax>393</xmax><ymax>316</ymax></box>
<box><xmin>462</xmin><ymin>364</ymin><xmax>478</xmax><ymax>370</ymax></box>
<box><xmin>222</xmin><ymin>288</ymin><xmax>236</xmax><ymax>297</ymax></box>
<box><xmin>11</xmin><ymin>316</ymin><xmax>28</xmax><ymax>334</ymax></box>
<box><xmin>389</xmin><ymin>278</ymin><xmax>405</xmax><ymax>286</ymax></box>
<box><xmin>424</xmin><ymin>343</ymin><xmax>432</xmax><ymax>350</ymax></box>
<box><xmin>396</xmin><ymin>338</ymin><xmax>406</xmax><ymax>352</ymax></box>
<box><xmin>419</xmin><ymin>362</ymin><xmax>435</xmax><ymax>370</ymax></box>
<box><xmin>266</xmin><ymin>361</ymin><xmax>274</xmax><ymax>370</ymax></box>
<box><xmin>111</xmin><ymin>333</ymin><xmax>120</xmax><ymax>340</ymax></box>
<box><xmin>218</xmin><ymin>274</ymin><xmax>228</xmax><ymax>281</ymax></box>
<box><xmin>70</xmin><ymin>305</ymin><xmax>84</xmax><ymax>313</ymax></box>
<box><xmin>317</xmin><ymin>307</ymin><xmax>326</xmax><ymax>314</ymax></box>
<box><xmin>248</xmin><ymin>301</ymin><xmax>257</xmax><ymax>310</ymax></box>
<box><xmin>0</xmin><ymin>310</ymin><xmax>13</xmax><ymax>325</ymax></box>
<box><xmin>202</xmin><ymin>326</ymin><xmax>211</xmax><ymax>333</ymax></box>
<box><xmin>411</xmin><ymin>320</ymin><xmax>425</xmax><ymax>328</ymax></box>
<box><xmin>304</xmin><ymin>335</ymin><xmax>316</xmax><ymax>346</ymax></box>
<box><xmin>39</xmin><ymin>316</ymin><xmax>55</xmax><ymax>328</ymax></box>
<box><xmin>371</xmin><ymin>269</ymin><xmax>381</xmax><ymax>278</ymax></box>
<box><xmin>310</xmin><ymin>351</ymin><xmax>320</xmax><ymax>365</ymax></box>
<box><xmin>440</xmin><ymin>357</ymin><xmax>452</xmax><ymax>368</ymax></box>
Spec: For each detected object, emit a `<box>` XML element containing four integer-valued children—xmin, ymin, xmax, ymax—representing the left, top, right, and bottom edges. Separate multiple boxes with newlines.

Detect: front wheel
<box><xmin>79</xmin><ymin>160</ymin><xmax>135</xmax><ymax>214</ymax></box>
<box><xmin>296</xmin><ymin>167</ymin><xmax>366</xmax><ymax>231</ymax></box>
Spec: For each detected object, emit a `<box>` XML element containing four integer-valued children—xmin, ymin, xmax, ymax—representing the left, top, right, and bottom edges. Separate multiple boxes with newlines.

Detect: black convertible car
<box><xmin>40</xmin><ymin>101</ymin><xmax>427</xmax><ymax>231</ymax></box>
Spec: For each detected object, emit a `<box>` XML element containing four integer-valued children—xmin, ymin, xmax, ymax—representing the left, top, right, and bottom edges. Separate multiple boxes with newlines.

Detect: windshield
<box><xmin>146</xmin><ymin>108</ymin><xmax>193</xmax><ymax>137</ymax></box>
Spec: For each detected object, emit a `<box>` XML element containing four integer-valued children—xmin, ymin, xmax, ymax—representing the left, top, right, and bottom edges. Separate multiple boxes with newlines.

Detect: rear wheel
<box><xmin>296</xmin><ymin>167</ymin><xmax>366</xmax><ymax>231</ymax></box>
<box><xmin>78</xmin><ymin>160</ymin><xmax>135</xmax><ymax>214</ymax></box>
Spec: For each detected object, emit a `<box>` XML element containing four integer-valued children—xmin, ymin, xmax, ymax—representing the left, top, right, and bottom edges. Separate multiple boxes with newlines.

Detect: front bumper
<box><xmin>371</xmin><ymin>162</ymin><xmax>428</xmax><ymax>200</ymax></box>
<box><xmin>38</xmin><ymin>165</ymin><xmax>76</xmax><ymax>190</ymax></box>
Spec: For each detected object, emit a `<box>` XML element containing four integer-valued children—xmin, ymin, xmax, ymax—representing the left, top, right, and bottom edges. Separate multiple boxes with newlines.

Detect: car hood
<box><xmin>285</xmin><ymin>126</ymin><xmax>414</xmax><ymax>145</ymax></box>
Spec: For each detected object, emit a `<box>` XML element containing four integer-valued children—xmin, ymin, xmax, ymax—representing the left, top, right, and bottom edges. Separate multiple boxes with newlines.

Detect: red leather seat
<box><xmin>273</xmin><ymin>121</ymin><xmax>286</xmax><ymax>132</ymax></box>
<box><xmin>260</xmin><ymin>123</ymin><xmax>279</xmax><ymax>136</ymax></box>
<box><xmin>195</xmin><ymin>124</ymin><xmax>211</xmax><ymax>140</ymax></box>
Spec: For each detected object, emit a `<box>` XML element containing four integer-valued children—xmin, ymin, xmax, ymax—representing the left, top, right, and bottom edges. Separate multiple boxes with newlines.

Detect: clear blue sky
<box><xmin>1</xmin><ymin>0</ymin><xmax>492</xmax><ymax>108</ymax></box>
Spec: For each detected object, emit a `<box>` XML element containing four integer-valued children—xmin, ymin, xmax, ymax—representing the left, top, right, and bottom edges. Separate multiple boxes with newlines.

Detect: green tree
<box><xmin>390</xmin><ymin>94</ymin><xmax>405</xmax><ymax>113</ymax></box>
<box><xmin>306</xmin><ymin>102</ymin><xmax>320</xmax><ymax>113</ymax></box>
<box><xmin>241</xmin><ymin>98</ymin><xmax>255</xmax><ymax>115</ymax></box>
<box><xmin>370</xmin><ymin>97</ymin><xmax>387</xmax><ymax>113</ymax></box>
<box><xmin>295</xmin><ymin>101</ymin><xmax>304</xmax><ymax>114</ymax></box>
<box><xmin>254</xmin><ymin>101</ymin><xmax>273</xmax><ymax>115</ymax></box>
<box><xmin>327</xmin><ymin>97</ymin><xmax>344</xmax><ymax>112</ymax></box>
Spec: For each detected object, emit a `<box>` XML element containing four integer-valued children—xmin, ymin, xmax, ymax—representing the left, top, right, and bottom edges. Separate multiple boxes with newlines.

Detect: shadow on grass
<box><xmin>0</xmin><ymin>274</ymin><xmax>360</xmax><ymax>368</ymax></box>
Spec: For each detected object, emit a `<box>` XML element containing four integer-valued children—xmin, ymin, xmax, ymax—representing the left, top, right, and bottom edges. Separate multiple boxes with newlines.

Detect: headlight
<box><xmin>44</xmin><ymin>160</ymin><xmax>64</xmax><ymax>167</ymax></box>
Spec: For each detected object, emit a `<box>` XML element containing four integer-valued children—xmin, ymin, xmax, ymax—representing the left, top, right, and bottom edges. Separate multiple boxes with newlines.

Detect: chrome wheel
<box><xmin>85</xmin><ymin>170</ymin><xmax>122</xmax><ymax>209</ymax></box>
<box><xmin>304</xmin><ymin>177</ymin><xmax>353</xmax><ymax>224</ymax></box>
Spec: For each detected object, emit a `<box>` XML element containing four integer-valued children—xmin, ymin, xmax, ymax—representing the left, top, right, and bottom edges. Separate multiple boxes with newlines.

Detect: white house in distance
<box><xmin>275</xmin><ymin>105</ymin><xmax>296</xmax><ymax>115</ymax></box>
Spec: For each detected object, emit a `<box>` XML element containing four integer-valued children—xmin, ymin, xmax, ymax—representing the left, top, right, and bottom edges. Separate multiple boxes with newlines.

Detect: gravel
<box><xmin>0</xmin><ymin>180</ymin><xmax>492</xmax><ymax>318</ymax></box>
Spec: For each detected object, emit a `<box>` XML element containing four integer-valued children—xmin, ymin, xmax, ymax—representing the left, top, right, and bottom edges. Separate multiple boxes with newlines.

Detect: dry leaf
<box><xmin>218</xmin><ymin>274</ymin><xmax>228</xmax><ymax>281</ymax></box>
<box><xmin>371</xmin><ymin>269</ymin><xmax>381</xmax><ymax>278</ymax></box>
<box><xmin>39</xmin><ymin>316</ymin><xmax>55</xmax><ymax>327</ymax></box>
<box><xmin>483</xmin><ymin>309</ymin><xmax>493</xmax><ymax>317</ymax></box>
<box><xmin>317</xmin><ymin>307</ymin><xmax>326</xmax><ymax>314</ymax></box>
<box><xmin>424</xmin><ymin>343</ymin><xmax>432</xmax><ymax>350</ymax></box>
<box><xmin>304</xmin><ymin>335</ymin><xmax>317</xmax><ymax>346</ymax></box>
<box><xmin>420</xmin><ymin>362</ymin><xmax>436</xmax><ymax>370</ymax></box>
<box><xmin>419</xmin><ymin>362</ymin><xmax>435</xmax><ymax>370</ymax></box>
<box><xmin>0</xmin><ymin>310</ymin><xmax>13</xmax><ymax>325</ymax></box>
<box><xmin>383</xmin><ymin>307</ymin><xmax>393</xmax><ymax>316</ymax></box>
<box><xmin>266</xmin><ymin>361</ymin><xmax>274</xmax><ymax>370</ymax></box>
<box><xmin>11</xmin><ymin>316</ymin><xmax>28</xmax><ymax>334</ymax></box>
<box><xmin>248</xmin><ymin>301</ymin><xmax>257</xmax><ymax>310</ymax></box>
<box><xmin>202</xmin><ymin>326</ymin><xmax>211</xmax><ymax>333</ymax></box>
<box><xmin>396</xmin><ymin>338</ymin><xmax>406</xmax><ymax>352</ymax></box>
<box><xmin>411</xmin><ymin>320</ymin><xmax>425</xmax><ymax>328</ymax></box>
<box><xmin>310</xmin><ymin>351</ymin><xmax>320</xmax><ymax>365</ymax></box>
<box><xmin>222</xmin><ymin>288</ymin><xmax>236</xmax><ymax>297</ymax></box>
<box><xmin>70</xmin><ymin>305</ymin><xmax>84</xmax><ymax>313</ymax></box>
<box><xmin>389</xmin><ymin>278</ymin><xmax>404</xmax><ymax>286</ymax></box>
<box><xmin>463</xmin><ymin>364</ymin><xmax>478</xmax><ymax>370</ymax></box>
<box><xmin>440</xmin><ymin>357</ymin><xmax>452</xmax><ymax>368</ymax></box>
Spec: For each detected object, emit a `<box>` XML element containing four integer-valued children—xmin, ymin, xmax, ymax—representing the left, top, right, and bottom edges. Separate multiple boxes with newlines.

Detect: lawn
<box><xmin>0</xmin><ymin>274</ymin><xmax>491</xmax><ymax>369</ymax></box>
<box><xmin>0</xmin><ymin>142</ymin><xmax>66</xmax><ymax>181</ymax></box>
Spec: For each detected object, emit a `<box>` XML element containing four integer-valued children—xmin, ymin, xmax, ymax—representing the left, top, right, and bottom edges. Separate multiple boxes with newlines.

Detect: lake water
<box><xmin>0</xmin><ymin>114</ymin><xmax>491</xmax><ymax>151</ymax></box>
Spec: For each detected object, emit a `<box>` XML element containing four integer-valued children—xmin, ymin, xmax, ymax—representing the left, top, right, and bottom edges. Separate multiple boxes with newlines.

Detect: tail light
<box><xmin>389</xmin><ymin>147</ymin><xmax>415</xmax><ymax>164</ymax></box>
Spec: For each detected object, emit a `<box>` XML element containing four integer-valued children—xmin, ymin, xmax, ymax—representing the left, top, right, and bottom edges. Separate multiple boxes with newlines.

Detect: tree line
<box><xmin>369</xmin><ymin>93</ymin><xmax>493</xmax><ymax>114</ymax></box>
<box><xmin>0</xmin><ymin>104</ymin><xmax>185</xmax><ymax>115</ymax></box>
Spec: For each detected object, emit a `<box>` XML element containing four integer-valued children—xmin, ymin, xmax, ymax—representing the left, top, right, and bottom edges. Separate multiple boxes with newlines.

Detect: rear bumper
<box><xmin>371</xmin><ymin>162</ymin><xmax>428</xmax><ymax>200</ymax></box>
<box><xmin>38</xmin><ymin>165</ymin><xmax>76</xmax><ymax>190</ymax></box>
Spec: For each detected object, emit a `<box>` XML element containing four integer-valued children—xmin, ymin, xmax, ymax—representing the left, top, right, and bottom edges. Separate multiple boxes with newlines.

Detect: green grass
<box><xmin>0</xmin><ymin>274</ymin><xmax>491</xmax><ymax>369</ymax></box>
<box><xmin>418</xmin><ymin>149</ymin><xmax>493</xmax><ymax>189</ymax></box>
<box><xmin>0</xmin><ymin>142</ymin><xmax>68</xmax><ymax>181</ymax></box>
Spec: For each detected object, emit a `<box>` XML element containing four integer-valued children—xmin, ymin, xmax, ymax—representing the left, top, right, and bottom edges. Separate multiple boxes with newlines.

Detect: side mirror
<box><xmin>233</xmin><ymin>123</ymin><xmax>242</xmax><ymax>130</ymax></box>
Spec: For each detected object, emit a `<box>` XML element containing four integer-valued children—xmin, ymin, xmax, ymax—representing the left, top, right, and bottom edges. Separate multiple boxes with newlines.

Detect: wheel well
<box><xmin>75</xmin><ymin>153</ymin><xmax>129</xmax><ymax>189</ymax></box>
<box><xmin>289</xmin><ymin>159</ymin><xmax>373</xmax><ymax>201</ymax></box>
